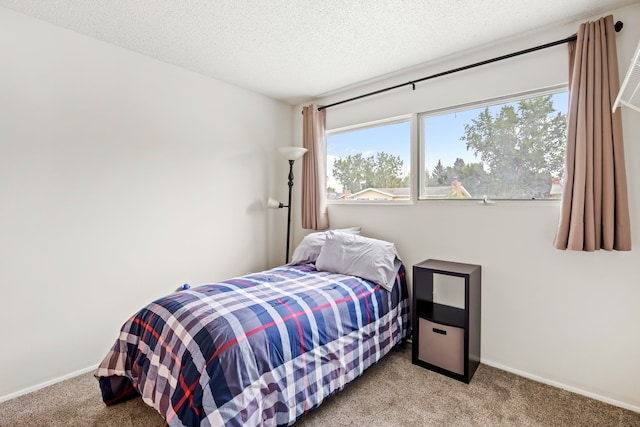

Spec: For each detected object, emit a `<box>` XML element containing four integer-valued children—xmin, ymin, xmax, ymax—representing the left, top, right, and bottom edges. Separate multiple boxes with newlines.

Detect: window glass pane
<box><xmin>420</xmin><ymin>91</ymin><xmax>568</xmax><ymax>200</ymax></box>
<box><xmin>327</xmin><ymin>119</ymin><xmax>411</xmax><ymax>202</ymax></box>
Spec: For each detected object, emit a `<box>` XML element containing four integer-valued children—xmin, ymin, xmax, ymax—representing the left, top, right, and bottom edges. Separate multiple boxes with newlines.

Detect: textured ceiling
<box><xmin>0</xmin><ymin>0</ymin><xmax>636</xmax><ymax>104</ymax></box>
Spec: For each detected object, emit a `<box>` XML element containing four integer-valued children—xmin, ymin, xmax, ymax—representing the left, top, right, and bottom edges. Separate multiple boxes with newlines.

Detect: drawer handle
<box><xmin>433</xmin><ymin>328</ymin><xmax>447</xmax><ymax>335</ymax></box>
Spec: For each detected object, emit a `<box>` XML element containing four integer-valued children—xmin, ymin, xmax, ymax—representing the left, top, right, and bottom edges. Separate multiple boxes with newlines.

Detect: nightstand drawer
<box><xmin>418</xmin><ymin>318</ymin><xmax>464</xmax><ymax>375</ymax></box>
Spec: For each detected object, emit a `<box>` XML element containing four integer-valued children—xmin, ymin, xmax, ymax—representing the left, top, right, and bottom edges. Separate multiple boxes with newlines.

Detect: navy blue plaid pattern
<box><xmin>96</xmin><ymin>264</ymin><xmax>409</xmax><ymax>426</ymax></box>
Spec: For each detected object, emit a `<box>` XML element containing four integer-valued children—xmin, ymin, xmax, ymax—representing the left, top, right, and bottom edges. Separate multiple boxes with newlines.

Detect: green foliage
<box><xmin>431</xmin><ymin>160</ymin><xmax>447</xmax><ymax>184</ymax></box>
<box><xmin>332</xmin><ymin>152</ymin><xmax>405</xmax><ymax>193</ymax></box>
<box><xmin>431</xmin><ymin>95</ymin><xmax>566</xmax><ymax>199</ymax></box>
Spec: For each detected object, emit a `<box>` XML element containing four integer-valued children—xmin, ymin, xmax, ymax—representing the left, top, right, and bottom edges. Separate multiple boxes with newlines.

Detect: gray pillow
<box><xmin>289</xmin><ymin>227</ymin><xmax>361</xmax><ymax>265</ymax></box>
<box><xmin>315</xmin><ymin>231</ymin><xmax>401</xmax><ymax>291</ymax></box>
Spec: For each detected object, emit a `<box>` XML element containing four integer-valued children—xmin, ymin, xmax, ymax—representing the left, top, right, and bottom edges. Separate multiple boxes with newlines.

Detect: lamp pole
<box><xmin>285</xmin><ymin>159</ymin><xmax>294</xmax><ymax>264</ymax></box>
<box><xmin>272</xmin><ymin>146</ymin><xmax>307</xmax><ymax>265</ymax></box>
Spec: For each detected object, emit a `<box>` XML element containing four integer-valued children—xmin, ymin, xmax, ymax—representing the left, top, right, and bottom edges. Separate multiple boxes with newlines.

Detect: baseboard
<box><xmin>481</xmin><ymin>358</ymin><xmax>640</xmax><ymax>414</ymax></box>
<box><xmin>0</xmin><ymin>364</ymin><xmax>99</xmax><ymax>404</ymax></box>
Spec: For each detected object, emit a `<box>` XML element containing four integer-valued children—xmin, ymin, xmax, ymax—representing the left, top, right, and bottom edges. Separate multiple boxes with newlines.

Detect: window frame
<box><xmin>417</xmin><ymin>84</ymin><xmax>568</xmax><ymax>202</ymax></box>
<box><xmin>326</xmin><ymin>114</ymin><xmax>416</xmax><ymax>205</ymax></box>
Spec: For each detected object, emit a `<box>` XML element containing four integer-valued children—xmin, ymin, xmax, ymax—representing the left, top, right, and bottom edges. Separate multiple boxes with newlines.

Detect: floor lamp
<box><xmin>268</xmin><ymin>147</ymin><xmax>307</xmax><ymax>264</ymax></box>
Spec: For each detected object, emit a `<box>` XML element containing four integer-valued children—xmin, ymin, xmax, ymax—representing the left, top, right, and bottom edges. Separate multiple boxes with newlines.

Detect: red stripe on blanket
<box><xmin>168</xmin><ymin>284</ymin><xmax>382</xmax><ymax>420</ymax></box>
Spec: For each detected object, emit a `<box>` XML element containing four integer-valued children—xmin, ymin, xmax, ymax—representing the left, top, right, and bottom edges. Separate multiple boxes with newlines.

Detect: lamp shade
<box><xmin>278</xmin><ymin>146</ymin><xmax>307</xmax><ymax>161</ymax></box>
<box><xmin>267</xmin><ymin>197</ymin><xmax>284</xmax><ymax>209</ymax></box>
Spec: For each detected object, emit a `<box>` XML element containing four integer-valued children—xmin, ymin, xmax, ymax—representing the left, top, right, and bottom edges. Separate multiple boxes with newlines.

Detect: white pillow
<box><xmin>289</xmin><ymin>227</ymin><xmax>361</xmax><ymax>265</ymax></box>
<box><xmin>315</xmin><ymin>232</ymin><xmax>401</xmax><ymax>291</ymax></box>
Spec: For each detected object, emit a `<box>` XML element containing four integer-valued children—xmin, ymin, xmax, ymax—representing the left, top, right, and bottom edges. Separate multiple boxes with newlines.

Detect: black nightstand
<box><xmin>412</xmin><ymin>259</ymin><xmax>481</xmax><ymax>383</ymax></box>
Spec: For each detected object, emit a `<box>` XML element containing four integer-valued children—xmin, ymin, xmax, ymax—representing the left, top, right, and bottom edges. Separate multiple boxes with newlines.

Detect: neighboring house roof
<box><xmin>373</xmin><ymin>187</ymin><xmax>411</xmax><ymax>196</ymax></box>
<box><xmin>349</xmin><ymin>187</ymin><xmax>410</xmax><ymax>200</ymax></box>
<box><xmin>350</xmin><ymin>187</ymin><xmax>409</xmax><ymax>198</ymax></box>
<box><xmin>424</xmin><ymin>184</ymin><xmax>471</xmax><ymax>199</ymax></box>
<box><xmin>330</xmin><ymin>184</ymin><xmax>473</xmax><ymax>201</ymax></box>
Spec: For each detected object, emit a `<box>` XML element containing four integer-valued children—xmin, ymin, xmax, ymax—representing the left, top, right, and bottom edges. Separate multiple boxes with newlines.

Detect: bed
<box><xmin>96</xmin><ymin>231</ymin><xmax>410</xmax><ymax>426</ymax></box>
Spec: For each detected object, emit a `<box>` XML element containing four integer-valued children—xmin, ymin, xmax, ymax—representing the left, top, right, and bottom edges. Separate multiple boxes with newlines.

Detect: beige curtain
<box><xmin>301</xmin><ymin>105</ymin><xmax>330</xmax><ymax>230</ymax></box>
<box><xmin>554</xmin><ymin>15</ymin><xmax>631</xmax><ymax>251</ymax></box>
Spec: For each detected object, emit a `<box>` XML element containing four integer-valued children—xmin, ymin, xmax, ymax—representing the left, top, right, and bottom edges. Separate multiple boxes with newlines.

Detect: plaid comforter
<box><xmin>96</xmin><ymin>264</ymin><xmax>410</xmax><ymax>426</ymax></box>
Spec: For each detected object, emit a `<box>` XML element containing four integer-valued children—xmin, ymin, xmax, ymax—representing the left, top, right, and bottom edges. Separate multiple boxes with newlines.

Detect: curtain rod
<box><xmin>316</xmin><ymin>20</ymin><xmax>624</xmax><ymax>112</ymax></box>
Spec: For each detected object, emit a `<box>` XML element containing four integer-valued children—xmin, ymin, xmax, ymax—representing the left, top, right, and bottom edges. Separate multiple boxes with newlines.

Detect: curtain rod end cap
<box><xmin>615</xmin><ymin>21</ymin><xmax>623</xmax><ymax>32</ymax></box>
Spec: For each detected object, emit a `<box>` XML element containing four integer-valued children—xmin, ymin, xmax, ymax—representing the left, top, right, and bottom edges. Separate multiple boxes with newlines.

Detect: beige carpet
<box><xmin>1</xmin><ymin>345</ymin><xmax>638</xmax><ymax>426</ymax></box>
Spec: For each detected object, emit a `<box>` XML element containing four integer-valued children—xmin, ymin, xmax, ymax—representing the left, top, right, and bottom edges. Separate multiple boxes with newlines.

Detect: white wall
<box><xmin>0</xmin><ymin>8</ymin><xmax>292</xmax><ymax>399</ymax></box>
<box><xmin>294</xmin><ymin>3</ymin><xmax>640</xmax><ymax>411</ymax></box>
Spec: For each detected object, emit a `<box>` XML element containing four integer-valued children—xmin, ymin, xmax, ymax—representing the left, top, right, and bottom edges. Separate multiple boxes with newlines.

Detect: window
<box><xmin>419</xmin><ymin>87</ymin><xmax>568</xmax><ymax>200</ymax></box>
<box><xmin>326</xmin><ymin>117</ymin><xmax>411</xmax><ymax>202</ymax></box>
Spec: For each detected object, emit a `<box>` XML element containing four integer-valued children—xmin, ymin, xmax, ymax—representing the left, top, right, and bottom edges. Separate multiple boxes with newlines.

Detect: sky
<box><xmin>326</xmin><ymin>91</ymin><xmax>568</xmax><ymax>190</ymax></box>
<box><xmin>327</xmin><ymin>121</ymin><xmax>411</xmax><ymax>190</ymax></box>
